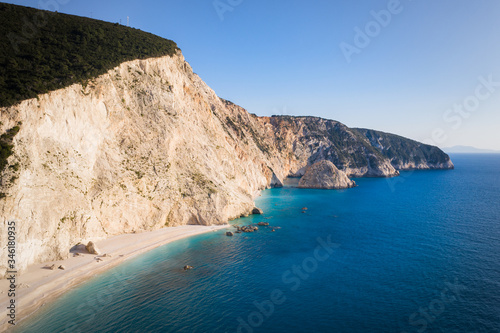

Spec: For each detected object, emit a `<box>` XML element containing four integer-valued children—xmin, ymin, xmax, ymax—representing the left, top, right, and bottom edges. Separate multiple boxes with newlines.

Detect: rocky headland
<box><xmin>0</xmin><ymin>4</ymin><xmax>453</xmax><ymax>276</ymax></box>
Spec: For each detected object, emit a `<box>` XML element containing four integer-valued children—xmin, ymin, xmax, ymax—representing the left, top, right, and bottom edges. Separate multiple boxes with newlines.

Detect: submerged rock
<box><xmin>298</xmin><ymin>160</ymin><xmax>356</xmax><ymax>190</ymax></box>
<box><xmin>257</xmin><ymin>222</ymin><xmax>269</xmax><ymax>226</ymax></box>
<box><xmin>226</xmin><ymin>231</ymin><xmax>234</xmax><ymax>236</ymax></box>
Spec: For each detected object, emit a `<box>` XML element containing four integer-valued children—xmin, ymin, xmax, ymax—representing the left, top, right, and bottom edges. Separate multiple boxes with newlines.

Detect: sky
<box><xmin>5</xmin><ymin>0</ymin><xmax>500</xmax><ymax>150</ymax></box>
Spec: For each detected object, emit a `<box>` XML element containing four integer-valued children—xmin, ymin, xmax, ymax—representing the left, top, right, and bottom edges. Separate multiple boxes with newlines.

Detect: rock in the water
<box><xmin>257</xmin><ymin>222</ymin><xmax>269</xmax><ymax>226</ymax></box>
<box><xmin>252</xmin><ymin>207</ymin><xmax>263</xmax><ymax>215</ymax></box>
<box><xmin>85</xmin><ymin>241</ymin><xmax>100</xmax><ymax>255</ymax></box>
<box><xmin>298</xmin><ymin>160</ymin><xmax>356</xmax><ymax>189</ymax></box>
<box><xmin>184</xmin><ymin>265</ymin><xmax>194</xmax><ymax>270</ymax></box>
<box><xmin>226</xmin><ymin>231</ymin><xmax>234</xmax><ymax>236</ymax></box>
<box><xmin>241</xmin><ymin>225</ymin><xmax>258</xmax><ymax>233</ymax></box>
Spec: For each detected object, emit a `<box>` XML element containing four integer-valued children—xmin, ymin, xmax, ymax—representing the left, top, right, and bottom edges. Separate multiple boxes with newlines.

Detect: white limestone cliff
<box><xmin>0</xmin><ymin>51</ymin><xmax>452</xmax><ymax>277</ymax></box>
<box><xmin>0</xmin><ymin>52</ymin><xmax>281</xmax><ymax>276</ymax></box>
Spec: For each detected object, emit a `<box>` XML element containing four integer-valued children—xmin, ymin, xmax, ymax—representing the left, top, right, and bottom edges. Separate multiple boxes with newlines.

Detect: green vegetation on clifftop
<box><xmin>0</xmin><ymin>3</ymin><xmax>178</xmax><ymax>107</ymax></box>
<box><xmin>0</xmin><ymin>125</ymin><xmax>20</xmax><ymax>174</ymax></box>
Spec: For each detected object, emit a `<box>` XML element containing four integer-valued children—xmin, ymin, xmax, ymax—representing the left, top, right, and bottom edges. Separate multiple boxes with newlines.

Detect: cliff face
<box><xmin>0</xmin><ymin>52</ymin><xmax>279</xmax><ymax>275</ymax></box>
<box><xmin>298</xmin><ymin>160</ymin><xmax>356</xmax><ymax>189</ymax></box>
<box><xmin>0</xmin><ymin>52</ymin><xmax>453</xmax><ymax>276</ymax></box>
<box><xmin>355</xmin><ymin>129</ymin><xmax>454</xmax><ymax>170</ymax></box>
<box><xmin>261</xmin><ymin>116</ymin><xmax>400</xmax><ymax>177</ymax></box>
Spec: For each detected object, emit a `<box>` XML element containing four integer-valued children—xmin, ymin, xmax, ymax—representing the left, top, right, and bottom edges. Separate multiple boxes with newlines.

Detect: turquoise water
<box><xmin>13</xmin><ymin>154</ymin><xmax>500</xmax><ymax>332</ymax></box>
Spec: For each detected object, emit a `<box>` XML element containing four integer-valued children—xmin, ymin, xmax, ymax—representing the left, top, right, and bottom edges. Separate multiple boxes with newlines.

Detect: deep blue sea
<box><xmin>13</xmin><ymin>154</ymin><xmax>500</xmax><ymax>333</ymax></box>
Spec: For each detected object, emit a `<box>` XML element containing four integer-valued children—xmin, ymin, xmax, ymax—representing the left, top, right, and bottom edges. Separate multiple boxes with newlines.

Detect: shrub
<box><xmin>0</xmin><ymin>126</ymin><xmax>21</xmax><ymax>173</ymax></box>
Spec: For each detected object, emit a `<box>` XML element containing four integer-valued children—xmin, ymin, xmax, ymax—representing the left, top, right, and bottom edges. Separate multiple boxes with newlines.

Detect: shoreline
<box><xmin>0</xmin><ymin>224</ymin><xmax>229</xmax><ymax>331</ymax></box>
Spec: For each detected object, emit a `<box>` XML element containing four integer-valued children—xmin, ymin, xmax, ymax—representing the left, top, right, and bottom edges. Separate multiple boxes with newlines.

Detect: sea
<box><xmin>12</xmin><ymin>154</ymin><xmax>500</xmax><ymax>333</ymax></box>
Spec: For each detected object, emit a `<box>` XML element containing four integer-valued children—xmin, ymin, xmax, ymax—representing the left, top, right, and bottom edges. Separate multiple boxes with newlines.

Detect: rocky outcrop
<box><xmin>240</xmin><ymin>225</ymin><xmax>258</xmax><ymax>233</ymax></box>
<box><xmin>355</xmin><ymin>128</ymin><xmax>454</xmax><ymax>170</ymax></box>
<box><xmin>252</xmin><ymin>207</ymin><xmax>264</xmax><ymax>215</ymax></box>
<box><xmin>260</xmin><ymin>116</ymin><xmax>400</xmax><ymax>178</ymax></box>
<box><xmin>0</xmin><ymin>50</ymin><xmax>453</xmax><ymax>277</ymax></box>
<box><xmin>298</xmin><ymin>160</ymin><xmax>356</xmax><ymax>189</ymax></box>
<box><xmin>85</xmin><ymin>241</ymin><xmax>100</xmax><ymax>255</ymax></box>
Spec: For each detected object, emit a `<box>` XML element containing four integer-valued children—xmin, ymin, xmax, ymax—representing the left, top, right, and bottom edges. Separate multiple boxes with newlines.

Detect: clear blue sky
<box><xmin>6</xmin><ymin>0</ymin><xmax>500</xmax><ymax>149</ymax></box>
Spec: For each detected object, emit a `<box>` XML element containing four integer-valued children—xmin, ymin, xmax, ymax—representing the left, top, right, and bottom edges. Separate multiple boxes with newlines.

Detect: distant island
<box><xmin>442</xmin><ymin>145</ymin><xmax>500</xmax><ymax>154</ymax></box>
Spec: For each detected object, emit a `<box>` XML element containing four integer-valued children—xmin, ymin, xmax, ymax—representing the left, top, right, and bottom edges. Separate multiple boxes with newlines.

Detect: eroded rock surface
<box><xmin>298</xmin><ymin>160</ymin><xmax>356</xmax><ymax>189</ymax></box>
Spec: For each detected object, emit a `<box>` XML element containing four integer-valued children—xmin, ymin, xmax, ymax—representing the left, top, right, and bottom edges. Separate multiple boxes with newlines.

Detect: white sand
<box><xmin>0</xmin><ymin>224</ymin><xmax>229</xmax><ymax>331</ymax></box>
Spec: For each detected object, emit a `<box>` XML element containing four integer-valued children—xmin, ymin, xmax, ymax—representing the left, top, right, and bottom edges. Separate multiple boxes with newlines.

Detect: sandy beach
<box><xmin>0</xmin><ymin>224</ymin><xmax>229</xmax><ymax>331</ymax></box>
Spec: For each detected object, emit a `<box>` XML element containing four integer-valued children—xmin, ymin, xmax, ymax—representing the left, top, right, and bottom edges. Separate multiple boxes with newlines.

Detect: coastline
<box><xmin>0</xmin><ymin>224</ymin><xmax>229</xmax><ymax>331</ymax></box>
